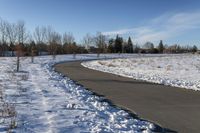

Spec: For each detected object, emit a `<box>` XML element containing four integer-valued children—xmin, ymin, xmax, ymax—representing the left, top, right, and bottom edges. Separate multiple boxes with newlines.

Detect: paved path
<box><xmin>55</xmin><ymin>61</ymin><xmax>200</xmax><ymax>133</ymax></box>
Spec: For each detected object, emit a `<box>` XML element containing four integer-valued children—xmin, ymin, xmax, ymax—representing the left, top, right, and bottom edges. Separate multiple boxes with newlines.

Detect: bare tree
<box><xmin>83</xmin><ymin>33</ymin><xmax>93</xmax><ymax>51</ymax></box>
<box><xmin>28</xmin><ymin>40</ymin><xmax>36</xmax><ymax>63</ymax></box>
<box><xmin>5</xmin><ymin>22</ymin><xmax>17</xmax><ymax>56</ymax></box>
<box><xmin>15</xmin><ymin>44</ymin><xmax>24</xmax><ymax>72</ymax></box>
<box><xmin>63</xmin><ymin>32</ymin><xmax>76</xmax><ymax>54</ymax></box>
<box><xmin>0</xmin><ymin>18</ymin><xmax>7</xmax><ymax>44</ymax></box>
<box><xmin>0</xmin><ymin>18</ymin><xmax>8</xmax><ymax>56</ymax></box>
<box><xmin>63</xmin><ymin>32</ymin><xmax>74</xmax><ymax>45</ymax></box>
<box><xmin>33</xmin><ymin>26</ymin><xmax>47</xmax><ymax>44</ymax></box>
<box><xmin>46</xmin><ymin>27</ymin><xmax>61</xmax><ymax>59</ymax></box>
<box><xmin>16</xmin><ymin>21</ymin><xmax>28</xmax><ymax>45</ymax></box>
<box><xmin>14</xmin><ymin>21</ymin><xmax>28</xmax><ymax>71</ymax></box>
<box><xmin>33</xmin><ymin>26</ymin><xmax>47</xmax><ymax>55</ymax></box>
<box><xmin>143</xmin><ymin>41</ymin><xmax>154</xmax><ymax>53</ymax></box>
<box><xmin>95</xmin><ymin>32</ymin><xmax>107</xmax><ymax>54</ymax></box>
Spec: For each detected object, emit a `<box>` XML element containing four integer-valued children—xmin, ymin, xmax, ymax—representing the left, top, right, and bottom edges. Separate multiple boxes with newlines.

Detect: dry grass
<box><xmin>0</xmin><ymin>103</ymin><xmax>16</xmax><ymax>118</ymax></box>
<box><xmin>98</xmin><ymin>61</ymin><xmax>107</xmax><ymax>66</ymax></box>
<box><xmin>107</xmin><ymin>63</ymin><xmax>116</xmax><ymax>67</ymax></box>
<box><xmin>166</xmin><ymin>65</ymin><xmax>172</xmax><ymax>71</ymax></box>
<box><xmin>0</xmin><ymin>73</ymin><xmax>18</xmax><ymax>132</ymax></box>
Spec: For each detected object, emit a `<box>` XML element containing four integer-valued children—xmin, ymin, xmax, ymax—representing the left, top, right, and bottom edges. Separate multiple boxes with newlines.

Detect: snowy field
<box><xmin>82</xmin><ymin>54</ymin><xmax>200</xmax><ymax>91</ymax></box>
<box><xmin>0</xmin><ymin>54</ymin><xmax>156</xmax><ymax>133</ymax></box>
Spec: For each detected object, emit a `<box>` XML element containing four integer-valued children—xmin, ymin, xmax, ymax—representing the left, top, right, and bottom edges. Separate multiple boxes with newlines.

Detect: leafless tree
<box><xmin>33</xmin><ymin>26</ymin><xmax>47</xmax><ymax>44</ymax></box>
<box><xmin>46</xmin><ymin>27</ymin><xmax>61</xmax><ymax>59</ymax></box>
<box><xmin>63</xmin><ymin>32</ymin><xmax>75</xmax><ymax>45</ymax></box>
<box><xmin>5</xmin><ymin>22</ymin><xmax>17</xmax><ymax>56</ymax></box>
<box><xmin>33</xmin><ymin>26</ymin><xmax>47</xmax><ymax>55</ymax></box>
<box><xmin>63</xmin><ymin>32</ymin><xmax>77</xmax><ymax>54</ymax></box>
<box><xmin>15</xmin><ymin>44</ymin><xmax>24</xmax><ymax>72</ymax></box>
<box><xmin>14</xmin><ymin>21</ymin><xmax>28</xmax><ymax>71</ymax></box>
<box><xmin>0</xmin><ymin>18</ymin><xmax>7</xmax><ymax>44</ymax></box>
<box><xmin>95</xmin><ymin>32</ymin><xmax>107</xmax><ymax>54</ymax></box>
<box><xmin>16</xmin><ymin>21</ymin><xmax>28</xmax><ymax>45</ymax></box>
<box><xmin>83</xmin><ymin>33</ymin><xmax>93</xmax><ymax>51</ymax></box>
<box><xmin>0</xmin><ymin>18</ymin><xmax>8</xmax><ymax>56</ymax></box>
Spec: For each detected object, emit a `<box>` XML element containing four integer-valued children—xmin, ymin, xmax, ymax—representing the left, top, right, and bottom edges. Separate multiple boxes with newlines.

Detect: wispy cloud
<box><xmin>102</xmin><ymin>28</ymin><xmax>134</xmax><ymax>36</ymax></box>
<box><xmin>102</xmin><ymin>11</ymin><xmax>200</xmax><ymax>44</ymax></box>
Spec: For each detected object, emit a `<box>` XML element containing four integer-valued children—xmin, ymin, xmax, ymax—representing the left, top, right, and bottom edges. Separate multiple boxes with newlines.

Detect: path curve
<box><xmin>55</xmin><ymin>61</ymin><xmax>200</xmax><ymax>133</ymax></box>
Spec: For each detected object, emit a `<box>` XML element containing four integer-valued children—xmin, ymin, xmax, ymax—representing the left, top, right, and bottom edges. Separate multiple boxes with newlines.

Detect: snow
<box><xmin>82</xmin><ymin>54</ymin><xmax>200</xmax><ymax>91</ymax></box>
<box><xmin>0</xmin><ymin>54</ymin><xmax>155</xmax><ymax>133</ymax></box>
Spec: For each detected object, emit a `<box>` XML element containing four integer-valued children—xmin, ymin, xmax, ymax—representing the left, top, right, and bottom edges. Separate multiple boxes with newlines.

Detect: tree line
<box><xmin>0</xmin><ymin>18</ymin><xmax>198</xmax><ymax>57</ymax></box>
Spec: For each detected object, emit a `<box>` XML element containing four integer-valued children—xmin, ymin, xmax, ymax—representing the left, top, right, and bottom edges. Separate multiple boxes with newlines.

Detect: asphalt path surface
<box><xmin>55</xmin><ymin>61</ymin><xmax>200</xmax><ymax>133</ymax></box>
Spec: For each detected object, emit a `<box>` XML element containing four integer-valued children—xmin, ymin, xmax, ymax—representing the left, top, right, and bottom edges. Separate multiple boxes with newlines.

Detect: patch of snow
<box><xmin>82</xmin><ymin>54</ymin><xmax>200</xmax><ymax>91</ymax></box>
<box><xmin>0</xmin><ymin>54</ymin><xmax>155</xmax><ymax>132</ymax></box>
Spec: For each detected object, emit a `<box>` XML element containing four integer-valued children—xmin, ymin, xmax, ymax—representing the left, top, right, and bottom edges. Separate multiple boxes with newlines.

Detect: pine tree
<box><xmin>158</xmin><ymin>40</ymin><xmax>164</xmax><ymax>53</ymax></box>
<box><xmin>192</xmin><ymin>45</ymin><xmax>198</xmax><ymax>53</ymax></box>
<box><xmin>114</xmin><ymin>35</ymin><xmax>123</xmax><ymax>53</ymax></box>
<box><xmin>127</xmin><ymin>37</ymin><xmax>133</xmax><ymax>53</ymax></box>
<box><xmin>108</xmin><ymin>38</ymin><xmax>115</xmax><ymax>53</ymax></box>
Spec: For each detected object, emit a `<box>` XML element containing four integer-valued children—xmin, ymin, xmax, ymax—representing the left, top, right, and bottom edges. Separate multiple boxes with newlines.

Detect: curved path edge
<box><xmin>55</xmin><ymin>61</ymin><xmax>200</xmax><ymax>133</ymax></box>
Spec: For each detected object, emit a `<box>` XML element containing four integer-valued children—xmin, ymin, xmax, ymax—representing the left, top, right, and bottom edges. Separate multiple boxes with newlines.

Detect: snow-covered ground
<box><xmin>0</xmin><ymin>54</ymin><xmax>155</xmax><ymax>133</ymax></box>
<box><xmin>82</xmin><ymin>54</ymin><xmax>200</xmax><ymax>91</ymax></box>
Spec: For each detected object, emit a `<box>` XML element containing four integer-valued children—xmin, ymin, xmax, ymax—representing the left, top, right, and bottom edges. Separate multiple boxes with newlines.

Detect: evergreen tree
<box><xmin>126</xmin><ymin>37</ymin><xmax>133</xmax><ymax>53</ymax></box>
<box><xmin>114</xmin><ymin>35</ymin><xmax>123</xmax><ymax>53</ymax></box>
<box><xmin>192</xmin><ymin>45</ymin><xmax>198</xmax><ymax>53</ymax></box>
<box><xmin>158</xmin><ymin>40</ymin><xmax>164</xmax><ymax>53</ymax></box>
<box><xmin>108</xmin><ymin>38</ymin><xmax>115</xmax><ymax>53</ymax></box>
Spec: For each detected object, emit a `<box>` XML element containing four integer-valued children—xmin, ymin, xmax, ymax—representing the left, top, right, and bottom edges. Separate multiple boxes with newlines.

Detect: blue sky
<box><xmin>0</xmin><ymin>0</ymin><xmax>200</xmax><ymax>46</ymax></box>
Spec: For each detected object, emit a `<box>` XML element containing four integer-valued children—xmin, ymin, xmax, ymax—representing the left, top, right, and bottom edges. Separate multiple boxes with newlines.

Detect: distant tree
<box><xmin>176</xmin><ymin>45</ymin><xmax>181</xmax><ymax>53</ymax></box>
<box><xmin>114</xmin><ymin>35</ymin><xmax>123</xmax><ymax>53</ymax></box>
<box><xmin>95</xmin><ymin>32</ymin><xmax>107</xmax><ymax>53</ymax></box>
<box><xmin>143</xmin><ymin>42</ymin><xmax>154</xmax><ymax>53</ymax></box>
<box><xmin>1</xmin><ymin>42</ymin><xmax>9</xmax><ymax>56</ymax></box>
<box><xmin>0</xmin><ymin>18</ymin><xmax>7</xmax><ymax>44</ymax></box>
<box><xmin>124</xmin><ymin>37</ymin><xmax>133</xmax><ymax>53</ymax></box>
<box><xmin>15</xmin><ymin>44</ymin><xmax>24</xmax><ymax>72</ymax></box>
<box><xmin>36</xmin><ymin>43</ymin><xmax>48</xmax><ymax>55</ymax></box>
<box><xmin>63</xmin><ymin>32</ymin><xmax>75</xmax><ymax>45</ymax></box>
<box><xmin>33</xmin><ymin>26</ymin><xmax>47</xmax><ymax>55</ymax></box>
<box><xmin>152</xmin><ymin>48</ymin><xmax>159</xmax><ymax>53</ymax></box>
<box><xmin>192</xmin><ymin>45</ymin><xmax>198</xmax><ymax>53</ymax></box>
<box><xmin>5</xmin><ymin>21</ymin><xmax>17</xmax><ymax>56</ymax></box>
<box><xmin>143</xmin><ymin>42</ymin><xmax>154</xmax><ymax>49</ymax></box>
<box><xmin>46</xmin><ymin>27</ymin><xmax>61</xmax><ymax>59</ymax></box>
<box><xmin>33</xmin><ymin>26</ymin><xmax>47</xmax><ymax>44</ymax></box>
<box><xmin>108</xmin><ymin>38</ymin><xmax>115</xmax><ymax>53</ymax></box>
<box><xmin>83</xmin><ymin>33</ymin><xmax>93</xmax><ymax>51</ymax></box>
<box><xmin>63</xmin><ymin>42</ymin><xmax>78</xmax><ymax>54</ymax></box>
<box><xmin>63</xmin><ymin>32</ymin><xmax>76</xmax><ymax>54</ymax></box>
<box><xmin>134</xmin><ymin>44</ymin><xmax>140</xmax><ymax>53</ymax></box>
<box><xmin>76</xmin><ymin>45</ymin><xmax>88</xmax><ymax>53</ymax></box>
<box><xmin>16</xmin><ymin>21</ymin><xmax>28</xmax><ymax>45</ymax></box>
<box><xmin>29</xmin><ymin>41</ymin><xmax>36</xmax><ymax>63</ymax></box>
<box><xmin>158</xmin><ymin>40</ymin><xmax>164</xmax><ymax>53</ymax></box>
<box><xmin>0</xmin><ymin>18</ymin><xmax>8</xmax><ymax>56</ymax></box>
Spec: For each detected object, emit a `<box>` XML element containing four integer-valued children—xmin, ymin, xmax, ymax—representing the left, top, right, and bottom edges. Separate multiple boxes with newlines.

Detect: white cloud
<box><xmin>102</xmin><ymin>11</ymin><xmax>200</xmax><ymax>44</ymax></box>
<box><xmin>102</xmin><ymin>28</ymin><xmax>135</xmax><ymax>36</ymax></box>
